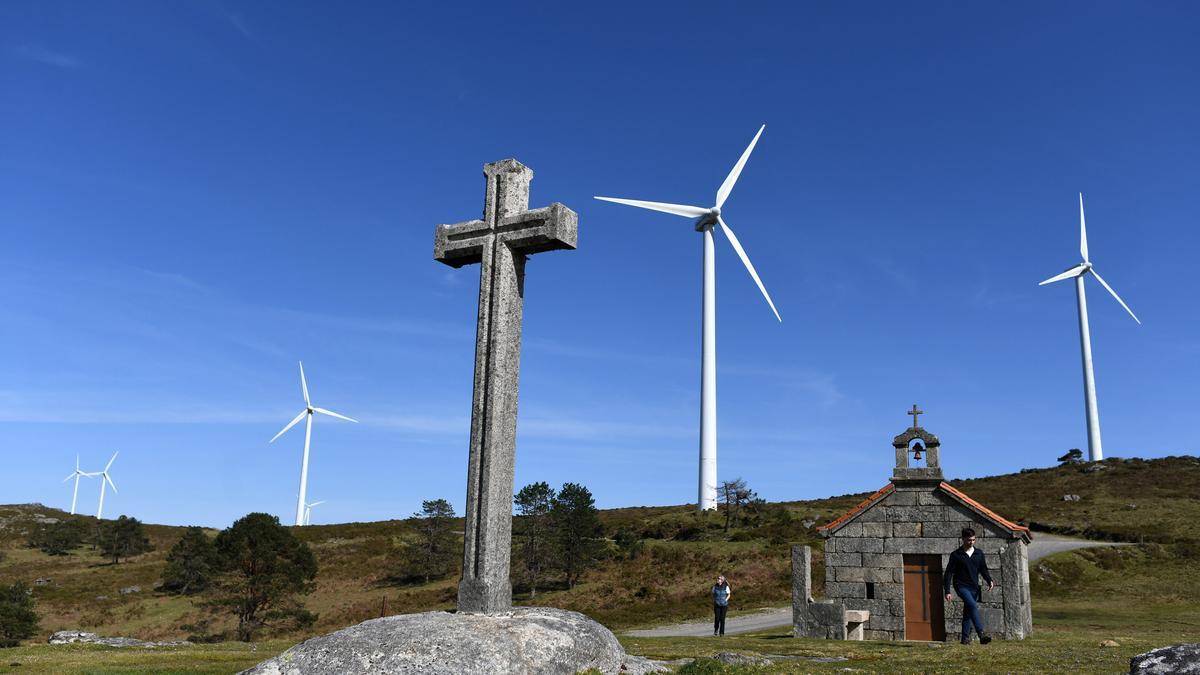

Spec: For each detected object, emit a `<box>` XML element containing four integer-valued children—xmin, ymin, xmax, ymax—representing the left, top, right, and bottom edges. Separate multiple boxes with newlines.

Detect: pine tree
<box><xmin>396</xmin><ymin>499</ymin><xmax>458</xmax><ymax>584</ymax></box>
<box><xmin>514</xmin><ymin>482</ymin><xmax>556</xmax><ymax>597</ymax></box>
<box><xmin>210</xmin><ymin>513</ymin><xmax>318</xmax><ymax>641</ymax></box>
<box><xmin>550</xmin><ymin>483</ymin><xmax>603</xmax><ymax>589</ymax></box>
<box><xmin>98</xmin><ymin>515</ymin><xmax>153</xmax><ymax>564</ymax></box>
<box><xmin>161</xmin><ymin>527</ymin><xmax>220</xmax><ymax>595</ymax></box>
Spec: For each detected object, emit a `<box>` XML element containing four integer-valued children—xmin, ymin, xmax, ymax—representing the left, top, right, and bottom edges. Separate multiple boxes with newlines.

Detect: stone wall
<box><xmin>823</xmin><ymin>483</ymin><xmax>1031</xmax><ymax>640</ymax></box>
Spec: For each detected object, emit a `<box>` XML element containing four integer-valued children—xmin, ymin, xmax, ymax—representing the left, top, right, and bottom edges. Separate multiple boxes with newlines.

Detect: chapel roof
<box><xmin>817</xmin><ymin>481</ymin><xmax>1031</xmax><ymax>542</ymax></box>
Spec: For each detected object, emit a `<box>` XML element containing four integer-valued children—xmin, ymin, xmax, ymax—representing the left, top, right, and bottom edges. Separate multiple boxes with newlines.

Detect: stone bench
<box><xmin>844</xmin><ymin>609</ymin><xmax>869</xmax><ymax>640</ymax></box>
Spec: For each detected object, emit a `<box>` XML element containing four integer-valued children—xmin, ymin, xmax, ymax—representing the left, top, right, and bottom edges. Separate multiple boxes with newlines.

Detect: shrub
<box><xmin>27</xmin><ymin>519</ymin><xmax>87</xmax><ymax>556</ymax></box>
<box><xmin>0</xmin><ymin>583</ymin><xmax>38</xmax><ymax>647</ymax></box>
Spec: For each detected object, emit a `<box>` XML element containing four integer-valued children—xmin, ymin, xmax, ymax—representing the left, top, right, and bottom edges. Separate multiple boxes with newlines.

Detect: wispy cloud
<box><xmin>720</xmin><ymin>363</ymin><xmax>847</xmax><ymax>408</ymax></box>
<box><xmin>9</xmin><ymin>43</ymin><xmax>82</xmax><ymax>69</ymax></box>
<box><xmin>220</xmin><ymin>10</ymin><xmax>254</xmax><ymax>40</ymax></box>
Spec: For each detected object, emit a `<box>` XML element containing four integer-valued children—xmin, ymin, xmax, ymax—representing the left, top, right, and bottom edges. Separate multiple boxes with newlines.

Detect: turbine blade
<box><xmin>105</xmin><ymin>451</ymin><xmax>118</xmax><ymax>471</ymax></box>
<box><xmin>1090</xmin><ymin>269</ymin><xmax>1141</xmax><ymax>324</ymax></box>
<box><xmin>716</xmin><ymin>216</ymin><xmax>781</xmax><ymax>322</ymax></box>
<box><xmin>314</xmin><ymin>407</ymin><xmax>357</xmax><ymax>423</ymax></box>
<box><xmin>1079</xmin><ymin>193</ymin><xmax>1089</xmax><ymax>263</ymax></box>
<box><xmin>105</xmin><ymin>473</ymin><xmax>117</xmax><ymax>493</ymax></box>
<box><xmin>593</xmin><ymin>196</ymin><xmax>709</xmax><ymax>218</ymax></box>
<box><xmin>270</xmin><ymin>410</ymin><xmax>308</xmax><ymax>443</ymax></box>
<box><xmin>310</xmin><ymin>501</ymin><xmax>325</xmax><ymax>507</ymax></box>
<box><xmin>299</xmin><ymin>361</ymin><xmax>310</xmax><ymax>406</ymax></box>
<box><xmin>1037</xmin><ymin>264</ymin><xmax>1087</xmax><ymax>286</ymax></box>
<box><xmin>63</xmin><ymin>473</ymin><xmax>76</xmax><ymax>483</ymax></box>
<box><xmin>716</xmin><ymin>124</ymin><xmax>765</xmax><ymax>209</ymax></box>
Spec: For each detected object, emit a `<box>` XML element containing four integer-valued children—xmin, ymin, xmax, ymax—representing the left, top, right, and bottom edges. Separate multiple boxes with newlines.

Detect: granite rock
<box><xmin>48</xmin><ymin>630</ymin><xmax>190</xmax><ymax>648</ymax></box>
<box><xmin>241</xmin><ymin>608</ymin><xmax>667</xmax><ymax>675</ymax></box>
<box><xmin>1130</xmin><ymin>644</ymin><xmax>1200</xmax><ymax>674</ymax></box>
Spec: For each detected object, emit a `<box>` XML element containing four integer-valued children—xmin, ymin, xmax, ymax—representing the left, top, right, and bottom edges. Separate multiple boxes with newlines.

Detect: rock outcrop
<box><xmin>1130</xmin><ymin>644</ymin><xmax>1200</xmax><ymax>674</ymax></box>
<box><xmin>48</xmin><ymin>631</ymin><xmax>191</xmax><ymax>648</ymax></box>
<box><xmin>242</xmin><ymin>607</ymin><xmax>668</xmax><ymax>675</ymax></box>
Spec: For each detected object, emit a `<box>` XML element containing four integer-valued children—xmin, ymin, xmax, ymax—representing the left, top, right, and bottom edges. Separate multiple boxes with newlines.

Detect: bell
<box><xmin>912</xmin><ymin>442</ymin><xmax>924</xmax><ymax>461</ymax></box>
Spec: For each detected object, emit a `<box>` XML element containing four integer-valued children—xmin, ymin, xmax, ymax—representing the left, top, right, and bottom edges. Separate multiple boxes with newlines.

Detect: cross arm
<box><xmin>497</xmin><ymin>203</ymin><xmax>577</xmax><ymax>256</ymax></box>
<box><xmin>434</xmin><ymin>219</ymin><xmax>490</xmax><ymax>268</ymax></box>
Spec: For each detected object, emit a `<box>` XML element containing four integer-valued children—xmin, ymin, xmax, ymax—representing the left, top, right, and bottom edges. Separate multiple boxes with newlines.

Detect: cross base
<box><xmin>457</xmin><ymin>577</ymin><xmax>513</xmax><ymax>614</ymax></box>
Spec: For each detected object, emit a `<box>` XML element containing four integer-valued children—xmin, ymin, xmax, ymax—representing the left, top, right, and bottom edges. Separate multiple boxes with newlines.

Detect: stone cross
<box><xmin>908</xmin><ymin>404</ymin><xmax>924</xmax><ymax>429</ymax></box>
<box><xmin>433</xmin><ymin>159</ymin><xmax>577</xmax><ymax>613</ymax></box>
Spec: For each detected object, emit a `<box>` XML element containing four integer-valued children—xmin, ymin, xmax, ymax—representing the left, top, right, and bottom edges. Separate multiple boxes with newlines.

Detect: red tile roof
<box><xmin>816</xmin><ymin>481</ymin><xmax>1032</xmax><ymax>542</ymax></box>
<box><xmin>937</xmin><ymin>482</ymin><xmax>1030</xmax><ymax>538</ymax></box>
<box><xmin>817</xmin><ymin>483</ymin><xmax>893</xmax><ymax>533</ymax></box>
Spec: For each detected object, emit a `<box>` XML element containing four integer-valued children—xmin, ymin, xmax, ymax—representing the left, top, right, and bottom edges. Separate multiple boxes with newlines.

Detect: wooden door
<box><xmin>903</xmin><ymin>554</ymin><xmax>946</xmax><ymax>641</ymax></box>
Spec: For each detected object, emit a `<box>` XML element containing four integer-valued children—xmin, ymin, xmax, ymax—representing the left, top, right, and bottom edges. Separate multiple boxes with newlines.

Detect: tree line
<box><xmin>3</xmin><ymin>479</ymin><xmax>608</xmax><ymax>647</ymax></box>
<box><xmin>388</xmin><ymin>481</ymin><xmax>606</xmax><ymax>597</ymax></box>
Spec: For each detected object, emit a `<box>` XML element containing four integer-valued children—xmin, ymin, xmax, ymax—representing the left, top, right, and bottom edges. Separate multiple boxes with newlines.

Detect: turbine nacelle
<box><xmin>693</xmin><ymin>207</ymin><xmax>722</xmax><ymax>231</ymax></box>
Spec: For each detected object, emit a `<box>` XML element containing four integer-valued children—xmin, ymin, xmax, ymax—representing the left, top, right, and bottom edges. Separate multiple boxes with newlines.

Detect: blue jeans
<box><xmin>955</xmin><ymin>584</ymin><xmax>984</xmax><ymax>641</ymax></box>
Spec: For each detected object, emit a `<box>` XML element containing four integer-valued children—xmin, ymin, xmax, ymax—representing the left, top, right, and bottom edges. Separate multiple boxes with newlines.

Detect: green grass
<box><xmin>620</xmin><ymin>599</ymin><xmax>1187</xmax><ymax>673</ymax></box>
<box><xmin>0</xmin><ymin>640</ymin><xmax>292</xmax><ymax>674</ymax></box>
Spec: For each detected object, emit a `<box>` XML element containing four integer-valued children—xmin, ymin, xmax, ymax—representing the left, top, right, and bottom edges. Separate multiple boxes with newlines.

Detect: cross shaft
<box><xmin>433</xmin><ymin>159</ymin><xmax>576</xmax><ymax>613</ymax></box>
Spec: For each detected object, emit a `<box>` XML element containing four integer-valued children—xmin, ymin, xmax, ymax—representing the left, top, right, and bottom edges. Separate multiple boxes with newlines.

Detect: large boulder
<box><xmin>1130</xmin><ymin>644</ymin><xmax>1200</xmax><ymax>674</ymax></box>
<box><xmin>242</xmin><ymin>607</ymin><xmax>667</xmax><ymax>675</ymax></box>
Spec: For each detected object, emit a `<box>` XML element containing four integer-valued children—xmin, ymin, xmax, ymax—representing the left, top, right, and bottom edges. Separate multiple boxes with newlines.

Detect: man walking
<box><xmin>944</xmin><ymin>528</ymin><xmax>994</xmax><ymax>645</ymax></box>
<box><xmin>712</xmin><ymin>574</ymin><xmax>731</xmax><ymax>636</ymax></box>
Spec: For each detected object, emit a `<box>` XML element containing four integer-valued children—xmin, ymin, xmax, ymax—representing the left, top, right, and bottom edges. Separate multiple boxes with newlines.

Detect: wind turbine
<box><xmin>595</xmin><ymin>124</ymin><xmax>781</xmax><ymax>511</ymax></box>
<box><xmin>270</xmin><ymin>361</ymin><xmax>357</xmax><ymax>526</ymax></box>
<box><xmin>95</xmin><ymin>452</ymin><xmax>118</xmax><ymax>520</ymax></box>
<box><xmin>1038</xmin><ymin>193</ymin><xmax>1141</xmax><ymax>462</ymax></box>
<box><xmin>62</xmin><ymin>455</ymin><xmax>96</xmax><ymax>515</ymax></box>
<box><xmin>303</xmin><ymin>500</ymin><xmax>326</xmax><ymax>526</ymax></box>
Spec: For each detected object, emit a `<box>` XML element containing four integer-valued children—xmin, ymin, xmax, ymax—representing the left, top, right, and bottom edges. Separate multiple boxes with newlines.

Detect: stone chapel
<box><xmin>794</xmin><ymin>407</ymin><xmax>1033</xmax><ymax>641</ymax></box>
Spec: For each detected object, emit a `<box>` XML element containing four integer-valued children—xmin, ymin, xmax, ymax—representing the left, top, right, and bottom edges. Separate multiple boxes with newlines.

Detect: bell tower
<box><xmin>892</xmin><ymin>404</ymin><xmax>943</xmax><ymax>483</ymax></box>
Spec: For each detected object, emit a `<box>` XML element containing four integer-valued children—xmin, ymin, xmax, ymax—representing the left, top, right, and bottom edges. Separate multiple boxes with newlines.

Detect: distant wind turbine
<box><xmin>62</xmin><ymin>455</ymin><xmax>96</xmax><ymax>516</ymax></box>
<box><xmin>595</xmin><ymin>124</ymin><xmax>781</xmax><ymax>511</ymax></box>
<box><xmin>270</xmin><ymin>361</ymin><xmax>357</xmax><ymax>526</ymax></box>
<box><xmin>95</xmin><ymin>452</ymin><xmax>118</xmax><ymax>520</ymax></box>
<box><xmin>304</xmin><ymin>500</ymin><xmax>326</xmax><ymax>526</ymax></box>
<box><xmin>1038</xmin><ymin>193</ymin><xmax>1141</xmax><ymax>462</ymax></box>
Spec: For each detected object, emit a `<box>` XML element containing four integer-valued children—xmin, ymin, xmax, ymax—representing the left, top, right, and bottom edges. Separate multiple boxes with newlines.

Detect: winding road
<box><xmin>623</xmin><ymin>534</ymin><xmax>1126</xmax><ymax>638</ymax></box>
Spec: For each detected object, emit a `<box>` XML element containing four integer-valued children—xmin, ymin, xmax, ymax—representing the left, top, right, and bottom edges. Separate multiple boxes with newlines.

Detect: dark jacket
<box><xmin>943</xmin><ymin>547</ymin><xmax>992</xmax><ymax>594</ymax></box>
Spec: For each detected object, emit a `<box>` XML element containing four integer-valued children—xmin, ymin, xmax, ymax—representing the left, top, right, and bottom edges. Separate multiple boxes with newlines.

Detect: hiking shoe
<box><xmin>980</xmin><ymin>634</ymin><xmax>992</xmax><ymax>645</ymax></box>
<box><xmin>960</xmin><ymin>637</ymin><xmax>971</xmax><ymax>645</ymax></box>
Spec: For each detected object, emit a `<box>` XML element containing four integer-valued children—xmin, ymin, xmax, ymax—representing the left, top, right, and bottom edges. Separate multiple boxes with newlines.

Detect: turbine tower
<box><xmin>62</xmin><ymin>455</ymin><xmax>96</xmax><ymax>515</ymax></box>
<box><xmin>95</xmin><ymin>452</ymin><xmax>118</xmax><ymax>520</ymax></box>
<box><xmin>270</xmin><ymin>361</ymin><xmax>357</xmax><ymax>526</ymax></box>
<box><xmin>1038</xmin><ymin>193</ymin><xmax>1141</xmax><ymax>462</ymax></box>
<box><xmin>304</xmin><ymin>500</ymin><xmax>326</xmax><ymax>526</ymax></box>
<box><xmin>595</xmin><ymin>125</ymin><xmax>781</xmax><ymax>511</ymax></box>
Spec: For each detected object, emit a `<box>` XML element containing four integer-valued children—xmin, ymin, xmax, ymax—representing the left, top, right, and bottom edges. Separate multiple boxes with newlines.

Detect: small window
<box><xmin>866</xmin><ymin>582</ymin><xmax>875</xmax><ymax>599</ymax></box>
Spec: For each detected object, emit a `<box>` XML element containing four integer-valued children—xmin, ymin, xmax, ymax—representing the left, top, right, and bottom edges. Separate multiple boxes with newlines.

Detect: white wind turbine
<box><xmin>62</xmin><ymin>455</ymin><xmax>97</xmax><ymax>515</ymax></box>
<box><xmin>595</xmin><ymin>124</ymin><xmax>781</xmax><ymax>511</ymax></box>
<box><xmin>95</xmin><ymin>452</ymin><xmax>119</xmax><ymax>520</ymax></box>
<box><xmin>1038</xmin><ymin>193</ymin><xmax>1141</xmax><ymax>462</ymax></box>
<box><xmin>270</xmin><ymin>362</ymin><xmax>357</xmax><ymax>526</ymax></box>
<box><xmin>303</xmin><ymin>500</ymin><xmax>326</xmax><ymax>526</ymax></box>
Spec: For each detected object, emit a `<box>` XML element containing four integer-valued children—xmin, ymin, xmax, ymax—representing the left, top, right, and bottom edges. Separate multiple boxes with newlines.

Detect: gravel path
<box><xmin>624</xmin><ymin>534</ymin><xmax>1126</xmax><ymax>638</ymax></box>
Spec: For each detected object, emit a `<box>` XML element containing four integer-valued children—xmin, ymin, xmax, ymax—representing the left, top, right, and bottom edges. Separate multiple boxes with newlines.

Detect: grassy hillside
<box><xmin>0</xmin><ymin>455</ymin><xmax>1196</xmax><ymax>652</ymax></box>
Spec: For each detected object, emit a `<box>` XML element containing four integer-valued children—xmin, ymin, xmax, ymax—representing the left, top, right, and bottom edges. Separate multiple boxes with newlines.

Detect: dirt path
<box><xmin>624</xmin><ymin>534</ymin><xmax>1126</xmax><ymax>637</ymax></box>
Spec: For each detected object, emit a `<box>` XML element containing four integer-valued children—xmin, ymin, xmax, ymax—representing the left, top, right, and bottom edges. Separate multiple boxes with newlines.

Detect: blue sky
<box><xmin>1</xmin><ymin>2</ymin><xmax>1197</xmax><ymax>527</ymax></box>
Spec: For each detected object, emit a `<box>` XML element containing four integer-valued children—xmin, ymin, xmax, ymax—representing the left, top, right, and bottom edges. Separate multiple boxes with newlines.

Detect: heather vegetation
<box><xmin>0</xmin><ymin>456</ymin><xmax>1197</xmax><ymax>672</ymax></box>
